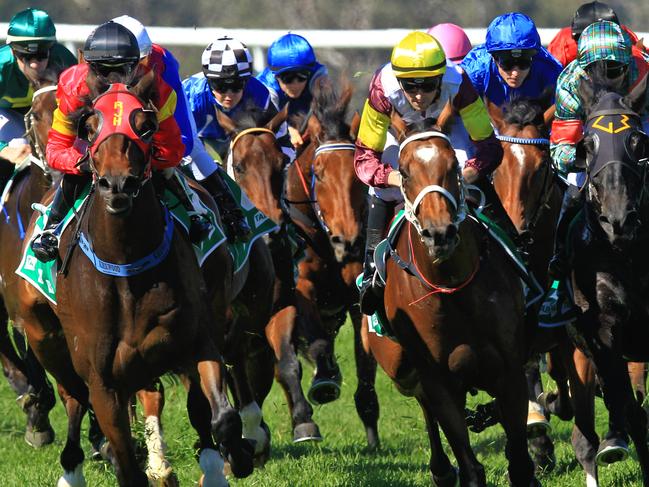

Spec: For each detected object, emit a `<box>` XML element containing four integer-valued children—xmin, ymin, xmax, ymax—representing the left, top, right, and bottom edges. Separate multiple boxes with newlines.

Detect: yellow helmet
<box><xmin>391</xmin><ymin>31</ymin><xmax>447</xmax><ymax>79</ymax></box>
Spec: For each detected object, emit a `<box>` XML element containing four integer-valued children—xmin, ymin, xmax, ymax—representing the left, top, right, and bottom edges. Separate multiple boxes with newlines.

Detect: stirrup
<box><xmin>30</xmin><ymin>232</ymin><xmax>59</xmax><ymax>263</ymax></box>
<box><xmin>359</xmin><ymin>272</ymin><xmax>381</xmax><ymax>315</ymax></box>
<box><xmin>221</xmin><ymin>210</ymin><xmax>251</xmax><ymax>243</ymax></box>
<box><xmin>188</xmin><ymin>214</ymin><xmax>211</xmax><ymax>244</ymax></box>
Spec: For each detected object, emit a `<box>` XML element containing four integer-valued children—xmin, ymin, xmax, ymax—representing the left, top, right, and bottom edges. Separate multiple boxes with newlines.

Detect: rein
<box><xmin>496</xmin><ymin>134</ymin><xmax>550</xmax><ymax>145</ymax></box>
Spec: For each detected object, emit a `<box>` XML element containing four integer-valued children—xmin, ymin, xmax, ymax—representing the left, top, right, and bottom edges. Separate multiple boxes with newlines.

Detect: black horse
<box><xmin>568</xmin><ymin>72</ymin><xmax>649</xmax><ymax>484</ymax></box>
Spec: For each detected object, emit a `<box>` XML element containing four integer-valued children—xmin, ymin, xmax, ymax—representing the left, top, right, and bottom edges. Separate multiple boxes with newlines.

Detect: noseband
<box><xmin>399</xmin><ymin>131</ymin><xmax>468</xmax><ymax>236</ymax></box>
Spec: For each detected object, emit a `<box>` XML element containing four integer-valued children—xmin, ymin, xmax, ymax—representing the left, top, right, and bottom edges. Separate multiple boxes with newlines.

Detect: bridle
<box><xmin>399</xmin><ymin>131</ymin><xmax>468</xmax><ymax>237</ymax></box>
<box><xmin>24</xmin><ymin>85</ymin><xmax>57</xmax><ymax>173</ymax></box>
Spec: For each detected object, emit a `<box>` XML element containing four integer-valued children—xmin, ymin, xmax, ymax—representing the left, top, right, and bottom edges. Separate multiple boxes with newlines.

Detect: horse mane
<box><xmin>310</xmin><ymin>77</ymin><xmax>352</xmax><ymax>140</ymax></box>
<box><xmin>406</xmin><ymin>117</ymin><xmax>443</xmax><ymax>134</ymax></box>
<box><xmin>502</xmin><ymin>98</ymin><xmax>546</xmax><ymax>132</ymax></box>
<box><xmin>231</xmin><ymin>99</ymin><xmax>275</xmax><ymax>130</ymax></box>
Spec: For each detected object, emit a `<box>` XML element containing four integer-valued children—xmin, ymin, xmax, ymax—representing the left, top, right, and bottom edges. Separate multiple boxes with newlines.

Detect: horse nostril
<box><xmin>121</xmin><ymin>176</ymin><xmax>141</xmax><ymax>195</ymax></box>
<box><xmin>420</xmin><ymin>228</ymin><xmax>433</xmax><ymax>239</ymax></box>
<box><xmin>97</xmin><ymin>177</ymin><xmax>110</xmax><ymax>192</ymax></box>
<box><xmin>445</xmin><ymin>224</ymin><xmax>457</xmax><ymax>241</ymax></box>
<box><xmin>331</xmin><ymin>235</ymin><xmax>344</xmax><ymax>245</ymax></box>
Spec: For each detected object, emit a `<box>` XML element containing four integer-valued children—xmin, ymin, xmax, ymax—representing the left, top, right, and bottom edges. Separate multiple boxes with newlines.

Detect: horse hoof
<box><xmin>221</xmin><ymin>438</ymin><xmax>255</xmax><ymax>478</ymax></box>
<box><xmin>307</xmin><ymin>378</ymin><xmax>341</xmax><ymax>405</ymax></box>
<box><xmin>199</xmin><ymin>449</ymin><xmax>228</xmax><ymax>487</ymax></box>
<box><xmin>596</xmin><ymin>437</ymin><xmax>629</xmax><ymax>466</ymax></box>
<box><xmin>432</xmin><ymin>466</ymin><xmax>459</xmax><ymax>487</ymax></box>
<box><xmin>57</xmin><ymin>465</ymin><xmax>86</xmax><ymax>487</ymax></box>
<box><xmin>24</xmin><ymin>424</ymin><xmax>55</xmax><ymax>448</ymax></box>
<box><xmin>526</xmin><ymin>411</ymin><xmax>551</xmax><ymax>439</ymax></box>
<box><xmin>528</xmin><ymin>435</ymin><xmax>556</xmax><ymax>474</ymax></box>
<box><xmin>293</xmin><ymin>422</ymin><xmax>323</xmax><ymax>443</ymax></box>
<box><xmin>146</xmin><ymin>466</ymin><xmax>177</xmax><ymax>487</ymax></box>
<box><xmin>253</xmin><ymin>422</ymin><xmax>271</xmax><ymax>468</ymax></box>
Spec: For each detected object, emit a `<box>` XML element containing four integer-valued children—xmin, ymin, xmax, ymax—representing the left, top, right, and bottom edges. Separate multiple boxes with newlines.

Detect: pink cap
<box><xmin>426</xmin><ymin>23</ymin><xmax>472</xmax><ymax>63</ymax></box>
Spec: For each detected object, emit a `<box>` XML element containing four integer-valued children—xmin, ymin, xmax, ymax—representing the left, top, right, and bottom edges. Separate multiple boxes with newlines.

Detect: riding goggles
<box><xmin>399</xmin><ymin>76</ymin><xmax>442</xmax><ymax>94</ymax></box>
<box><xmin>276</xmin><ymin>71</ymin><xmax>310</xmax><ymax>84</ymax></box>
<box><xmin>494</xmin><ymin>55</ymin><xmax>533</xmax><ymax>71</ymax></box>
<box><xmin>209</xmin><ymin>78</ymin><xmax>246</xmax><ymax>94</ymax></box>
<box><xmin>13</xmin><ymin>49</ymin><xmax>50</xmax><ymax>62</ymax></box>
<box><xmin>90</xmin><ymin>61</ymin><xmax>137</xmax><ymax>79</ymax></box>
<box><xmin>605</xmin><ymin>61</ymin><xmax>628</xmax><ymax>80</ymax></box>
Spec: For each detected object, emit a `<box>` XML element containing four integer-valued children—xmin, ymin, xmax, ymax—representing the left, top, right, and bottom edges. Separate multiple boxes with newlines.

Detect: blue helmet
<box><xmin>267</xmin><ymin>33</ymin><xmax>316</xmax><ymax>74</ymax></box>
<box><xmin>485</xmin><ymin>12</ymin><xmax>541</xmax><ymax>53</ymax></box>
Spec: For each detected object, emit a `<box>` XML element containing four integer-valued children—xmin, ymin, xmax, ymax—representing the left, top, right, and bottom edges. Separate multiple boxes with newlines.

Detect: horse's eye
<box><xmin>233</xmin><ymin>163</ymin><xmax>245</xmax><ymax>175</ymax></box>
<box><xmin>399</xmin><ymin>168</ymin><xmax>409</xmax><ymax>179</ymax></box>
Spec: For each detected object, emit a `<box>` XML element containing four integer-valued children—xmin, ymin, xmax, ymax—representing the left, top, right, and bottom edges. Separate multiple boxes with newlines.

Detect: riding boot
<box><xmin>471</xmin><ymin>176</ymin><xmax>519</xmax><ymax>242</ymax></box>
<box><xmin>548</xmin><ymin>185</ymin><xmax>583</xmax><ymax>281</ymax></box>
<box><xmin>359</xmin><ymin>195</ymin><xmax>391</xmax><ymax>316</ymax></box>
<box><xmin>162</xmin><ymin>170</ymin><xmax>211</xmax><ymax>244</ymax></box>
<box><xmin>201</xmin><ymin>167</ymin><xmax>251</xmax><ymax>243</ymax></box>
<box><xmin>30</xmin><ymin>173</ymin><xmax>87</xmax><ymax>263</ymax></box>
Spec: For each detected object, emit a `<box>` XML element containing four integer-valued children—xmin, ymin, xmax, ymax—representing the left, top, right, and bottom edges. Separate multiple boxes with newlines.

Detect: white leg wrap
<box><xmin>199</xmin><ymin>448</ymin><xmax>228</xmax><ymax>487</ymax></box>
<box><xmin>239</xmin><ymin>401</ymin><xmax>268</xmax><ymax>454</ymax></box>
<box><xmin>528</xmin><ymin>399</ymin><xmax>545</xmax><ymax>415</ymax></box>
<box><xmin>586</xmin><ymin>472</ymin><xmax>599</xmax><ymax>487</ymax></box>
<box><xmin>144</xmin><ymin>415</ymin><xmax>172</xmax><ymax>480</ymax></box>
<box><xmin>57</xmin><ymin>464</ymin><xmax>86</xmax><ymax>487</ymax></box>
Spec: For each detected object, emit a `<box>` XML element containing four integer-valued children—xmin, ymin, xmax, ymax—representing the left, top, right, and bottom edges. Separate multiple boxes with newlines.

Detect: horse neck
<box><xmin>86</xmin><ymin>183</ymin><xmax>166</xmax><ymax>261</ymax></box>
<box><xmin>402</xmin><ymin>219</ymin><xmax>480</xmax><ymax>288</ymax></box>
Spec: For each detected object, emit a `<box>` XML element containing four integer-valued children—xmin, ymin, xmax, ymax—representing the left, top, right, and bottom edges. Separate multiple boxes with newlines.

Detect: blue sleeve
<box><xmin>257</xmin><ymin>68</ymin><xmax>285</xmax><ymax>109</ymax></box>
<box><xmin>160</xmin><ymin>49</ymin><xmax>193</xmax><ymax>155</ymax></box>
<box><xmin>460</xmin><ymin>46</ymin><xmax>488</xmax><ymax>97</ymax></box>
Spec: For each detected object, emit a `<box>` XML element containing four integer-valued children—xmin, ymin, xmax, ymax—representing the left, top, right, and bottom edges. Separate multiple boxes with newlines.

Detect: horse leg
<box><xmin>564</xmin><ymin>343</ymin><xmax>599</xmax><ymax>487</ymax></box>
<box><xmin>89</xmin><ymin>383</ymin><xmax>148</xmax><ymax>486</ymax></box>
<box><xmin>137</xmin><ymin>380</ymin><xmax>178</xmax><ymax>486</ymax></box>
<box><xmin>57</xmin><ymin>383</ymin><xmax>88</xmax><ymax>487</ymax></box>
<box><xmin>265</xmin><ymin>305</ymin><xmax>321</xmax><ymax>442</ymax></box>
<box><xmin>420</xmin><ymin>378</ymin><xmax>486</xmax><ymax>486</ymax></box>
<box><xmin>351</xmin><ymin>308</ymin><xmax>380</xmax><ymax>449</ymax></box>
<box><xmin>544</xmin><ymin>348</ymin><xmax>575</xmax><ymax>420</ymax></box>
<box><xmin>496</xmin><ymin>368</ymin><xmax>538</xmax><ymax>486</ymax></box>
<box><xmin>524</xmin><ymin>355</ymin><xmax>555</xmax><ymax>473</ymax></box>
<box><xmin>628</xmin><ymin>362</ymin><xmax>648</xmax><ymax>410</ymax></box>
<box><xmin>625</xmin><ymin>383</ymin><xmax>649</xmax><ymax>486</ymax></box>
<box><xmin>417</xmin><ymin>392</ymin><xmax>458</xmax><ymax>487</ymax></box>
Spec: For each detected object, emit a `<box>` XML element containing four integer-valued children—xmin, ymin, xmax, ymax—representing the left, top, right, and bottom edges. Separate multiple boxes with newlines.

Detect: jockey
<box><xmin>0</xmin><ymin>8</ymin><xmax>76</xmax><ymax>181</ymax></box>
<box><xmin>548</xmin><ymin>1</ymin><xmax>643</xmax><ymax>67</ymax></box>
<box><xmin>355</xmin><ymin>31</ymin><xmax>505</xmax><ymax>315</ymax></box>
<box><xmin>183</xmin><ymin>36</ymin><xmax>295</xmax><ymax>238</ymax></box>
<box><xmin>461</xmin><ymin>12</ymin><xmax>562</xmax><ymax>109</ymax></box>
<box><xmin>31</xmin><ymin>21</ymin><xmax>206</xmax><ymax>262</ymax></box>
<box><xmin>548</xmin><ymin>20</ymin><xmax>649</xmax><ymax>279</ymax></box>
<box><xmin>426</xmin><ymin>23</ymin><xmax>472</xmax><ymax>64</ymax></box>
<box><xmin>256</xmin><ymin>33</ymin><xmax>328</xmax><ymax>148</ymax></box>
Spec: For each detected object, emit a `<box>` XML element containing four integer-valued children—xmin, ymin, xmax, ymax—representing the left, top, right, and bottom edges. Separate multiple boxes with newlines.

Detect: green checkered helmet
<box><xmin>6</xmin><ymin>8</ymin><xmax>56</xmax><ymax>55</ymax></box>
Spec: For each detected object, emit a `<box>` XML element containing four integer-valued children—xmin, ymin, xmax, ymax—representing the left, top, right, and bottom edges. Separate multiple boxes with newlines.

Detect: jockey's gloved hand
<box><xmin>76</xmin><ymin>151</ymin><xmax>92</xmax><ymax>173</ymax></box>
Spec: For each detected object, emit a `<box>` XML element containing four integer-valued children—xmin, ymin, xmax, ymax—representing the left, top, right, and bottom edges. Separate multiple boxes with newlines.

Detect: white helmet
<box><xmin>111</xmin><ymin>15</ymin><xmax>152</xmax><ymax>59</ymax></box>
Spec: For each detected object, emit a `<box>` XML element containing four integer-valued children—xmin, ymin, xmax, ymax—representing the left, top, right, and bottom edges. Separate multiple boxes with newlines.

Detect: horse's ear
<box><xmin>307</xmin><ymin>114</ymin><xmax>322</xmax><ymax>140</ymax></box>
<box><xmin>131</xmin><ymin>70</ymin><xmax>156</xmax><ymax>101</ymax></box>
<box><xmin>216</xmin><ymin>109</ymin><xmax>237</xmax><ymax>136</ymax></box>
<box><xmin>266</xmin><ymin>103</ymin><xmax>288</xmax><ymax>133</ymax></box>
<box><xmin>390</xmin><ymin>110</ymin><xmax>408</xmax><ymax>143</ymax></box>
<box><xmin>577</xmin><ymin>76</ymin><xmax>595</xmax><ymax>109</ymax></box>
<box><xmin>543</xmin><ymin>105</ymin><xmax>556</xmax><ymax>128</ymax></box>
<box><xmin>435</xmin><ymin>97</ymin><xmax>455</xmax><ymax>134</ymax></box>
<box><xmin>337</xmin><ymin>76</ymin><xmax>353</xmax><ymax>113</ymax></box>
<box><xmin>77</xmin><ymin>48</ymin><xmax>85</xmax><ymax>64</ymax></box>
<box><xmin>636</xmin><ymin>38</ymin><xmax>645</xmax><ymax>52</ymax></box>
<box><xmin>623</xmin><ymin>74</ymin><xmax>649</xmax><ymax>113</ymax></box>
<box><xmin>485</xmin><ymin>98</ymin><xmax>505</xmax><ymax>133</ymax></box>
<box><xmin>538</xmin><ymin>85</ymin><xmax>555</xmax><ymax>111</ymax></box>
<box><xmin>350</xmin><ymin>111</ymin><xmax>361</xmax><ymax>140</ymax></box>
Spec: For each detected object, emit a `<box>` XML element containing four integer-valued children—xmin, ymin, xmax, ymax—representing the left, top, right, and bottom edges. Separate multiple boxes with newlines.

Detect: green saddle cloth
<box><xmin>16</xmin><ymin>174</ymin><xmax>277</xmax><ymax>305</ymax></box>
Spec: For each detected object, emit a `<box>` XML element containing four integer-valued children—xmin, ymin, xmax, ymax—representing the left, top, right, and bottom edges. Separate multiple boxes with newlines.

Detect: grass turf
<box><xmin>0</xmin><ymin>320</ymin><xmax>642</xmax><ymax>486</ymax></box>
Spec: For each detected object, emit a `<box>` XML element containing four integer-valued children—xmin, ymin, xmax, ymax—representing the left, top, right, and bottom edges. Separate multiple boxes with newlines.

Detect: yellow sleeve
<box><xmin>458</xmin><ymin>97</ymin><xmax>494</xmax><ymax>141</ymax></box>
<box><xmin>357</xmin><ymin>99</ymin><xmax>391</xmax><ymax>152</ymax></box>
<box><xmin>157</xmin><ymin>90</ymin><xmax>177</xmax><ymax>123</ymax></box>
<box><xmin>51</xmin><ymin>106</ymin><xmax>76</xmax><ymax>137</ymax></box>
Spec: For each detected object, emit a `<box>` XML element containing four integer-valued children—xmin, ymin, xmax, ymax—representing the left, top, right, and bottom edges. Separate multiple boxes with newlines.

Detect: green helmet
<box><xmin>6</xmin><ymin>8</ymin><xmax>56</xmax><ymax>54</ymax></box>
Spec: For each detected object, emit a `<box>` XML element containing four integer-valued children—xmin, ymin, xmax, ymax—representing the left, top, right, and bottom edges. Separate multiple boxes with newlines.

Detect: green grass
<box><xmin>0</xmin><ymin>320</ymin><xmax>643</xmax><ymax>486</ymax></box>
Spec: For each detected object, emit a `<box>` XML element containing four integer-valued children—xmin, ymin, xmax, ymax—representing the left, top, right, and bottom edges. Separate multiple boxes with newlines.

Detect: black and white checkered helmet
<box><xmin>201</xmin><ymin>36</ymin><xmax>253</xmax><ymax>80</ymax></box>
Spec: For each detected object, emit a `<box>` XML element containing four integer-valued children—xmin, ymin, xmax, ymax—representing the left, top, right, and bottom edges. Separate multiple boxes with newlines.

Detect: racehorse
<box><xmin>364</xmin><ymin>116</ymin><xmax>539</xmax><ymax>486</ymax></box>
<box><xmin>0</xmin><ymin>74</ymin><xmax>59</xmax><ymax>448</ymax></box>
<box><xmin>283</xmin><ymin>78</ymin><xmax>379</xmax><ymax>447</ymax></box>
<box><xmin>16</xmin><ymin>73</ymin><xmax>254</xmax><ymax>486</ymax></box>
<box><xmin>565</xmin><ymin>73</ymin><xmax>649</xmax><ymax>484</ymax></box>
<box><xmin>216</xmin><ymin>104</ymin><xmax>324</xmax><ymax>442</ymax></box>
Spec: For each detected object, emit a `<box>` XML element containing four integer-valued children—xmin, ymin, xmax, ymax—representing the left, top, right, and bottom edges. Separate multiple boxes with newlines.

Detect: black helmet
<box><xmin>571</xmin><ymin>1</ymin><xmax>619</xmax><ymax>40</ymax></box>
<box><xmin>83</xmin><ymin>21</ymin><xmax>140</xmax><ymax>64</ymax></box>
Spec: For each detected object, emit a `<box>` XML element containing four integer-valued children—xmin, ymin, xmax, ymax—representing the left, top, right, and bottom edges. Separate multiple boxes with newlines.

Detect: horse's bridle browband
<box><xmin>398</xmin><ymin>131</ymin><xmax>468</xmax><ymax>235</ymax></box>
<box><xmin>587</xmin><ymin>107</ymin><xmax>640</xmax><ymax>122</ymax></box>
<box><xmin>314</xmin><ymin>142</ymin><xmax>355</xmax><ymax>158</ymax></box>
<box><xmin>496</xmin><ymin>134</ymin><xmax>550</xmax><ymax>145</ymax></box>
<box><xmin>230</xmin><ymin>127</ymin><xmax>276</xmax><ymax>150</ymax></box>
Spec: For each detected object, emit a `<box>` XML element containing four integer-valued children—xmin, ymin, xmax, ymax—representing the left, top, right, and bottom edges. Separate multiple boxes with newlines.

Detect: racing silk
<box><xmin>257</xmin><ymin>63</ymin><xmax>328</xmax><ymax>120</ymax></box>
<box><xmin>461</xmin><ymin>44</ymin><xmax>562</xmax><ymax>108</ymax></box>
<box><xmin>354</xmin><ymin>61</ymin><xmax>502</xmax><ymax>188</ymax></box>
<box><xmin>0</xmin><ymin>42</ymin><xmax>76</xmax><ymax>150</ymax></box>
<box><xmin>47</xmin><ymin>62</ymin><xmax>184</xmax><ymax>175</ymax></box>
<box><xmin>145</xmin><ymin>43</ymin><xmax>193</xmax><ymax>156</ymax></box>
<box><xmin>551</xmin><ymin>21</ymin><xmax>649</xmax><ymax>174</ymax></box>
<box><xmin>548</xmin><ymin>25</ymin><xmax>642</xmax><ymax>67</ymax></box>
<box><xmin>183</xmin><ymin>73</ymin><xmax>294</xmax><ymax>162</ymax></box>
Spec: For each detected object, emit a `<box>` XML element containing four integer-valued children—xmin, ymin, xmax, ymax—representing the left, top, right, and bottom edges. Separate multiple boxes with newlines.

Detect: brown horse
<box><xmin>217</xmin><ymin>105</ymin><xmax>324</xmax><ymax>442</ymax></box>
<box><xmin>284</xmin><ymin>78</ymin><xmax>379</xmax><ymax>446</ymax></box>
<box><xmin>364</xmin><ymin>119</ymin><xmax>538</xmax><ymax>486</ymax></box>
<box><xmin>0</xmin><ymin>75</ymin><xmax>59</xmax><ymax>448</ymax></box>
<box><xmin>16</xmin><ymin>76</ymin><xmax>253</xmax><ymax>486</ymax></box>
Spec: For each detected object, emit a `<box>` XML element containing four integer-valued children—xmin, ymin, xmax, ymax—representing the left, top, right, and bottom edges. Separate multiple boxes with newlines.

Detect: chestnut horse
<box><xmin>0</xmin><ymin>76</ymin><xmax>59</xmax><ymax>448</ymax></box>
<box><xmin>217</xmin><ymin>105</ymin><xmax>323</xmax><ymax>442</ymax></box>
<box><xmin>284</xmin><ymin>78</ymin><xmax>378</xmax><ymax>446</ymax></box>
<box><xmin>16</xmin><ymin>76</ymin><xmax>253</xmax><ymax>486</ymax></box>
<box><xmin>364</xmin><ymin>119</ymin><xmax>538</xmax><ymax>486</ymax></box>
